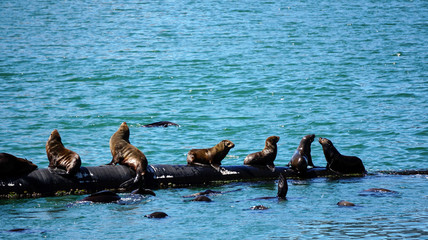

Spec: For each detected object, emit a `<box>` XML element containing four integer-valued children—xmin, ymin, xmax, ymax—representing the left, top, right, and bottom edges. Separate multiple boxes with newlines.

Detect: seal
<box><xmin>182</xmin><ymin>188</ymin><xmax>242</xmax><ymax>198</ymax></box>
<box><xmin>0</xmin><ymin>153</ymin><xmax>38</xmax><ymax>178</ymax></box>
<box><xmin>142</xmin><ymin>121</ymin><xmax>179</xmax><ymax>128</ymax></box>
<box><xmin>318</xmin><ymin>137</ymin><xmax>366</xmax><ymax>174</ymax></box>
<box><xmin>191</xmin><ymin>196</ymin><xmax>212</xmax><ymax>202</ymax></box>
<box><xmin>250</xmin><ymin>205</ymin><xmax>269</xmax><ymax>210</ymax></box>
<box><xmin>81</xmin><ymin>190</ymin><xmax>121</xmax><ymax>203</ymax></box>
<box><xmin>363</xmin><ymin>188</ymin><xmax>396</xmax><ymax>193</ymax></box>
<box><xmin>244</xmin><ymin>136</ymin><xmax>280</xmax><ymax>172</ymax></box>
<box><xmin>131</xmin><ymin>188</ymin><xmax>156</xmax><ymax>196</ymax></box>
<box><xmin>187</xmin><ymin>140</ymin><xmax>235</xmax><ymax>171</ymax></box>
<box><xmin>288</xmin><ymin>134</ymin><xmax>315</xmax><ymax>174</ymax></box>
<box><xmin>46</xmin><ymin>129</ymin><xmax>81</xmax><ymax>176</ymax></box>
<box><xmin>145</xmin><ymin>212</ymin><xmax>168</xmax><ymax>218</ymax></box>
<box><xmin>337</xmin><ymin>200</ymin><xmax>356</xmax><ymax>207</ymax></box>
<box><xmin>109</xmin><ymin>122</ymin><xmax>148</xmax><ymax>189</ymax></box>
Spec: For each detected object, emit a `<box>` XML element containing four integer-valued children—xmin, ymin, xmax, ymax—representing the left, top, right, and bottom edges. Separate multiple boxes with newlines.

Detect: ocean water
<box><xmin>0</xmin><ymin>0</ymin><xmax>427</xmax><ymax>239</ymax></box>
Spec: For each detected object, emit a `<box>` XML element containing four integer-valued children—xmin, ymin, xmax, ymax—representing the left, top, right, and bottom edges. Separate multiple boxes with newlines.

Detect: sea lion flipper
<box><xmin>119</xmin><ymin>178</ymin><xmax>136</xmax><ymax>189</ymax></box>
<box><xmin>48</xmin><ymin>167</ymin><xmax>68</xmax><ymax>175</ymax></box>
<box><xmin>277</xmin><ymin>173</ymin><xmax>288</xmax><ymax>199</ymax></box>
<box><xmin>120</xmin><ymin>174</ymin><xmax>143</xmax><ymax>189</ymax></box>
<box><xmin>267</xmin><ymin>164</ymin><xmax>275</xmax><ymax>172</ymax></box>
<box><xmin>211</xmin><ymin>163</ymin><xmax>221</xmax><ymax>172</ymax></box>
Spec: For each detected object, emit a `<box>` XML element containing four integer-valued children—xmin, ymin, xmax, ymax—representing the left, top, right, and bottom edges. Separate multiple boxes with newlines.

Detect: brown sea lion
<box><xmin>0</xmin><ymin>153</ymin><xmax>38</xmax><ymax>178</ymax></box>
<box><xmin>288</xmin><ymin>134</ymin><xmax>315</xmax><ymax>174</ymax></box>
<box><xmin>337</xmin><ymin>200</ymin><xmax>356</xmax><ymax>207</ymax></box>
<box><xmin>363</xmin><ymin>188</ymin><xmax>396</xmax><ymax>193</ymax></box>
<box><xmin>182</xmin><ymin>188</ymin><xmax>242</xmax><ymax>198</ymax></box>
<box><xmin>187</xmin><ymin>140</ymin><xmax>235</xmax><ymax>171</ymax></box>
<box><xmin>244</xmin><ymin>136</ymin><xmax>279</xmax><ymax>172</ymax></box>
<box><xmin>250</xmin><ymin>205</ymin><xmax>269</xmax><ymax>210</ymax></box>
<box><xmin>46</xmin><ymin>129</ymin><xmax>81</xmax><ymax>176</ymax></box>
<box><xmin>81</xmin><ymin>190</ymin><xmax>121</xmax><ymax>203</ymax></box>
<box><xmin>318</xmin><ymin>137</ymin><xmax>366</xmax><ymax>174</ymax></box>
<box><xmin>145</xmin><ymin>212</ymin><xmax>168</xmax><ymax>218</ymax></box>
<box><xmin>191</xmin><ymin>195</ymin><xmax>212</xmax><ymax>202</ymax></box>
<box><xmin>109</xmin><ymin>122</ymin><xmax>148</xmax><ymax>189</ymax></box>
<box><xmin>359</xmin><ymin>188</ymin><xmax>399</xmax><ymax>197</ymax></box>
<box><xmin>142</xmin><ymin>121</ymin><xmax>179</xmax><ymax>128</ymax></box>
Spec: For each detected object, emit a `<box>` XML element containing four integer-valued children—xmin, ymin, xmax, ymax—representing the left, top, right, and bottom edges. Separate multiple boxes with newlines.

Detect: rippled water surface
<box><xmin>0</xmin><ymin>0</ymin><xmax>427</xmax><ymax>239</ymax></box>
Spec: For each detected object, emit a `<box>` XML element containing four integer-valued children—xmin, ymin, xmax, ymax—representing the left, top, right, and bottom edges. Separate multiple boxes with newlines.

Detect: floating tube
<box><xmin>0</xmin><ymin>164</ymin><xmax>345</xmax><ymax>199</ymax></box>
<box><xmin>2</xmin><ymin>164</ymin><xmax>426</xmax><ymax>199</ymax></box>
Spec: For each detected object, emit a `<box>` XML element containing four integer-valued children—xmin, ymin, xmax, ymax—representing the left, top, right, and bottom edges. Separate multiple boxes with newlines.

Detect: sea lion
<box><xmin>337</xmin><ymin>200</ymin><xmax>356</xmax><ymax>207</ymax></box>
<box><xmin>318</xmin><ymin>137</ymin><xmax>366</xmax><ymax>174</ymax></box>
<box><xmin>182</xmin><ymin>188</ymin><xmax>242</xmax><ymax>198</ymax></box>
<box><xmin>131</xmin><ymin>188</ymin><xmax>156</xmax><ymax>196</ymax></box>
<box><xmin>191</xmin><ymin>196</ymin><xmax>212</xmax><ymax>202</ymax></box>
<box><xmin>0</xmin><ymin>153</ymin><xmax>38</xmax><ymax>178</ymax></box>
<box><xmin>359</xmin><ymin>188</ymin><xmax>399</xmax><ymax>197</ymax></box>
<box><xmin>183</xmin><ymin>189</ymin><xmax>221</xmax><ymax>198</ymax></box>
<box><xmin>142</xmin><ymin>121</ymin><xmax>179</xmax><ymax>128</ymax></box>
<box><xmin>250</xmin><ymin>205</ymin><xmax>269</xmax><ymax>210</ymax></box>
<box><xmin>288</xmin><ymin>134</ymin><xmax>315</xmax><ymax>174</ymax></box>
<box><xmin>81</xmin><ymin>190</ymin><xmax>121</xmax><ymax>203</ymax></box>
<box><xmin>187</xmin><ymin>140</ymin><xmax>235</xmax><ymax>171</ymax></box>
<box><xmin>244</xmin><ymin>136</ymin><xmax>280</xmax><ymax>172</ymax></box>
<box><xmin>145</xmin><ymin>212</ymin><xmax>168</xmax><ymax>218</ymax></box>
<box><xmin>109</xmin><ymin>122</ymin><xmax>148</xmax><ymax>189</ymax></box>
<box><xmin>46</xmin><ymin>129</ymin><xmax>81</xmax><ymax>176</ymax></box>
<box><xmin>363</xmin><ymin>188</ymin><xmax>396</xmax><ymax>193</ymax></box>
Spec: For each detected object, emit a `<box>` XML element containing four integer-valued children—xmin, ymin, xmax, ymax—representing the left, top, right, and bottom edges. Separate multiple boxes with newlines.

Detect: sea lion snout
<box><xmin>224</xmin><ymin>140</ymin><xmax>235</xmax><ymax>149</ymax></box>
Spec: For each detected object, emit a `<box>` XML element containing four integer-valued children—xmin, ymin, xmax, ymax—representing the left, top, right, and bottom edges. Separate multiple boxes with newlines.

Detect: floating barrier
<box><xmin>1</xmin><ymin>164</ymin><xmax>426</xmax><ymax>199</ymax></box>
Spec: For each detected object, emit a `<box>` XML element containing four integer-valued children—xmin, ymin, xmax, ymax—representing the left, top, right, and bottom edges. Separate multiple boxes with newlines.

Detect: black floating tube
<box><xmin>0</xmin><ymin>164</ymin><xmax>374</xmax><ymax>199</ymax></box>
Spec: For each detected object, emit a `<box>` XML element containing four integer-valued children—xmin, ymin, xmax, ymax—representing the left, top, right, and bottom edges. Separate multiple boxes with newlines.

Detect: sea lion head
<box><xmin>222</xmin><ymin>140</ymin><xmax>235</xmax><ymax>149</ymax></box>
<box><xmin>48</xmin><ymin>129</ymin><xmax>62</xmax><ymax>143</ymax></box>
<box><xmin>303</xmin><ymin>134</ymin><xmax>315</xmax><ymax>143</ymax></box>
<box><xmin>318</xmin><ymin>137</ymin><xmax>333</xmax><ymax>147</ymax></box>
<box><xmin>266</xmin><ymin>136</ymin><xmax>280</xmax><ymax>144</ymax></box>
<box><xmin>116</xmin><ymin>122</ymin><xmax>130</xmax><ymax>141</ymax></box>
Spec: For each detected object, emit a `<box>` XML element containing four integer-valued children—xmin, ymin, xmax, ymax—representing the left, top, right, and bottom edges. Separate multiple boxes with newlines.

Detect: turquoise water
<box><xmin>0</xmin><ymin>0</ymin><xmax>427</xmax><ymax>239</ymax></box>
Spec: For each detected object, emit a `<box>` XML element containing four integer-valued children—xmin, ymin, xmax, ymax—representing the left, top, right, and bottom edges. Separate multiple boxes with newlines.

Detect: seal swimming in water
<box><xmin>145</xmin><ymin>212</ymin><xmax>168</xmax><ymax>218</ymax></box>
<box><xmin>81</xmin><ymin>190</ymin><xmax>121</xmax><ymax>203</ymax></box>
<box><xmin>46</xmin><ymin>129</ymin><xmax>81</xmax><ymax>176</ymax></box>
<box><xmin>182</xmin><ymin>188</ymin><xmax>242</xmax><ymax>198</ymax></box>
<box><xmin>288</xmin><ymin>134</ymin><xmax>315</xmax><ymax>174</ymax></box>
<box><xmin>318</xmin><ymin>137</ymin><xmax>366</xmax><ymax>174</ymax></box>
<box><xmin>191</xmin><ymin>196</ymin><xmax>212</xmax><ymax>202</ymax></box>
<box><xmin>109</xmin><ymin>122</ymin><xmax>148</xmax><ymax>189</ymax></box>
<box><xmin>0</xmin><ymin>153</ymin><xmax>38</xmax><ymax>178</ymax></box>
<box><xmin>131</xmin><ymin>187</ymin><xmax>156</xmax><ymax>196</ymax></box>
<box><xmin>187</xmin><ymin>140</ymin><xmax>235</xmax><ymax>171</ymax></box>
<box><xmin>244</xmin><ymin>136</ymin><xmax>280</xmax><ymax>172</ymax></box>
<box><xmin>250</xmin><ymin>205</ymin><xmax>269</xmax><ymax>210</ymax></box>
<box><xmin>337</xmin><ymin>200</ymin><xmax>356</xmax><ymax>207</ymax></box>
<box><xmin>142</xmin><ymin>121</ymin><xmax>179</xmax><ymax>128</ymax></box>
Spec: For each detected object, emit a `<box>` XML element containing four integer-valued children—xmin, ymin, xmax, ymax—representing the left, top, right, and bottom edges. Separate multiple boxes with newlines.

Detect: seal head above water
<box><xmin>142</xmin><ymin>121</ymin><xmax>179</xmax><ymax>128</ymax></box>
